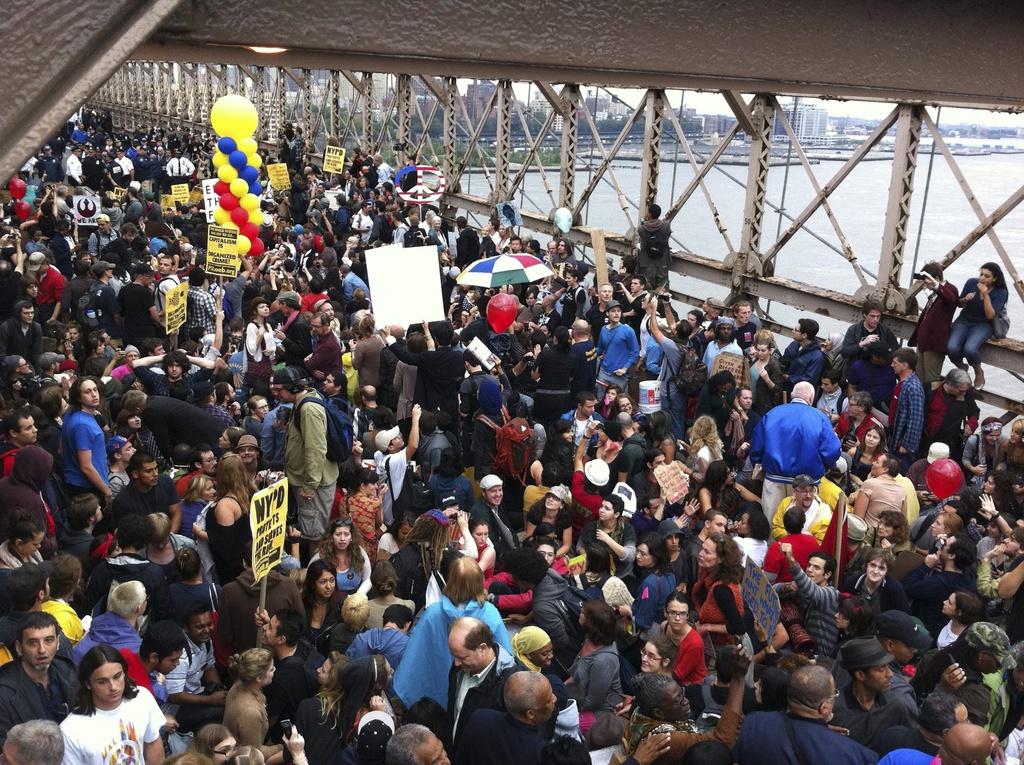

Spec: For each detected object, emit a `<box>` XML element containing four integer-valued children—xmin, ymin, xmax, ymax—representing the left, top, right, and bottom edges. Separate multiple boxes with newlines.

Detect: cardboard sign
<box><xmin>742</xmin><ymin>561</ymin><xmax>781</xmax><ymax>643</ymax></box>
<box><xmin>249</xmin><ymin>478</ymin><xmax>289</xmax><ymax>582</ymax></box>
<box><xmin>364</xmin><ymin>244</ymin><xmax>445</xmax><ymax>329</ymax></box>
<box><xmin>171</xmin><ymin>183</ymin><xmax>190</xmax><ymax>206</ymax></box>
<box><xmin>496</xmin><ymin>200</ymin><xmax>522</xmax><ymax>228</ymax></box>
<box><xmin>109</xmin><ymin>186</ymin><xmax>126</xmax><ymax>201</ymax></box>
<box><xmin>201</xmin><ymin>178</ymin><xmax>219</xmax><ymax>224</ymax></box>
<box><xmin>323</xmin><ymin>145</ymin><xmax>346</xmax><ymax>173</ymax></box>
<box><xmin>206</xmin><ymin>225</ymin><xmax>241</xmax><ymax>278</ymax></box>
<box><xmin>160</xmin><ymin>193</ymin><xmax>177</xmax><ymax>215</ymax></box>
<box><xmin>466</xmin><ymin>336</ymin><xmax>500</xmax><ymax>371</ymax></box>
<box><xmin>72</xmin><ymin>194</ymin><xmax>101</xmax><ymax>226</ymax></box>
<box><xmin>267</xmin><ymin>163</ymin><xmax>291</xmax><ymax>190</ymax></box>
<box><xmin>711</xmin><ymin>351</ymin><xmax>750</xmax><ymax>389</ymax></box>
<box><xmin>653</xmin><ymin>462</ymin><xmax>690</xmax><ymax>505</ymax></box>
<box><xmin>164</xmin><ymin>281</ymin><xmax>189</xmax><ymax>335</ymax></box>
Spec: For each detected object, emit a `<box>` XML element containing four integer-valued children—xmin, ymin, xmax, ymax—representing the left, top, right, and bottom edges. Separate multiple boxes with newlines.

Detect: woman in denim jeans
<box><xmin>947</xmin><ymin>261</ymin><xmax>1007</xmax><ymax>390</ymax></box>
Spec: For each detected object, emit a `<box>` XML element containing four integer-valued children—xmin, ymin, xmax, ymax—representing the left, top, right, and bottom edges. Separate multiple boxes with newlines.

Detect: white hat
<box><xmin>584</xmin><ymin>459</ymin><xmax>610</xmax><ymax>487</ymax></box>
<box><xmin>479</xmin><ymin>474</ymin><xmax>503</xmax><ymax>491</ymax></box>
<box><xmin>374</xmin><ymin>426</ymin><xmax>401</xmax><ymax>454</ymax></box>
<box><xmin>927</xmin><ymin>443</ymin><xmax>950</xmax><ymax>464</ymax></box>
<box><xmin>847</xmin><ymin>513</ymin><xmax>869</xmax><ymax>543</ymax></box>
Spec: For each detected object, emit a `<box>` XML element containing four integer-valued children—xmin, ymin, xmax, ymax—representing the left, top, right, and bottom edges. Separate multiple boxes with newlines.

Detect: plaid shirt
<box><xmin>891</xmin><ymin>372</ymin><xmax>925</xmax><ymax>455</ymax></box>
<box><xmin>186</xmin><ymin>286</ymin><xmax>218</xmax><ymax>336</ymax></box>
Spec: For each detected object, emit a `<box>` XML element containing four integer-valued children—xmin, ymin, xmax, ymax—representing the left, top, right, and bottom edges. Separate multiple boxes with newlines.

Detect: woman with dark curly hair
<box><xmin>691</xmin><ymin>532</ymin><xmax>745</xmax><ymax>646</ymax></box>
<box><xmin>311</xmin><ymin>517</ymin><xmax>372</xmax><ymax>596</ymax></box>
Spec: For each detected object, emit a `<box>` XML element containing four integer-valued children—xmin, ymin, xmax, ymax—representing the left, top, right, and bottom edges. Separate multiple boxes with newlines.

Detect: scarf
<box><xmin>511</xmin><ymin>626</ymin><xmax>550</xmax><ymax>672</ymax></box>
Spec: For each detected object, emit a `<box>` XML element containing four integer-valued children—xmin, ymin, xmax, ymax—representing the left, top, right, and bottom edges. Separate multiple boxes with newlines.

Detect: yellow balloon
<box><xmin>240</xmin><ymin>193</ymin><xmax>260</xmax><ymax>211</ymax></box>
<box><xmin>222</xmin><ymin>221</ymin><xmax>239</xmax><ymax>232</ymax></box>
<box><xmin>210</xmin><ymin>95</ymin><xmax>259</xmax><ymax>139</ymax></box>
<box><xmin>248</xmin><ymin>153</ymin><xmax>263</xmax><ymax>170</ymax></box>
<box><xmin>237</xmin><ymin>234</ymin><xmax>252</xmax><ymax>255</ymax></box>
<box><xmin>212</xmin><ymin>151</ymin><xmax>228</xmax><ymax>169</ymax></box>
<box><xmin>239</xmin><ymin>137</ymin><xmax>258</xmax><ymax>155</ymax></box>
<box><xmin>213</xmin><ymin>206</ymin><xmax>231</xmax><ymax>225</ymax></box>
<box><xmin>217</xmin><ymin>165</ymin><xmax>238</xmax><ymax>183</ymax></box>
<box><xmin>248</xmin><ymin>209</ymin><xmax>263</xmax><ymax>225</ymax></box>
<box><xmin>229</xmin><ymin>178</ymin><xmax>250</xmax><ymax>198</ymax></box>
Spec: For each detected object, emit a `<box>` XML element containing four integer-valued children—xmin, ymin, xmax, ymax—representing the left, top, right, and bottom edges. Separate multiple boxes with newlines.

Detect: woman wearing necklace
<box><xmin>311</xmin><ymin>517</ymin><xmax>372</xmax><ymax>596</ymax></box>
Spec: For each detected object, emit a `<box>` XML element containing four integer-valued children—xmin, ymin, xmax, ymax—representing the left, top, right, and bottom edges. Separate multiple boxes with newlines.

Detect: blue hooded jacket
<box><xmin>393</xmin><ymin>596</ymin><xmax>511</xmax><ymax>708</ymax></box>
<box><xmin>73</xmin><ymin>611</ymin><xmax>141</xmax><ymax>664</ymax></box>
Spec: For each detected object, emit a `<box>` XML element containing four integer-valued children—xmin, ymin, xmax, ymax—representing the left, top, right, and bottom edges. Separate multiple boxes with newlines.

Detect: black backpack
<box><xmin>555</xmin><ymin>584</ymin><xmax>595</xmax><ymax>646</ymax></box>
<box><xmin>672</xmin><ymin>344</ymin><xmax>708</xmax><ymax>396</ymax></box>
<box><xmin>385</xmin><ymin>455</ymin><xmax>432</xmax><ymax>515</ymax></box>
<box><xmin>77</xmin><ymin>283</ymin><xmax>104</xmax><ymax>329</ymax></box>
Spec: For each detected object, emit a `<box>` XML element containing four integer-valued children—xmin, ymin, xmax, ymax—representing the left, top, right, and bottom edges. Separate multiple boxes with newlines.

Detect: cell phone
<box><xmin>913</xmin><ymin>272</ymin><xmax>930</xmax><ymax>281</ymax></box>
<box><xmin>280</xmin><ymin>719</ymin><xmax>293</xmax><ymax>738</ymax></box>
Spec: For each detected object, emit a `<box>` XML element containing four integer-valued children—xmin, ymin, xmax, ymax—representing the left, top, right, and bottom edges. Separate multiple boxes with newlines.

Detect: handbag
<box><xmin>993</xmin><ymin>304</ymin><xmax>1010</xmax><ymax>339</ymax></box>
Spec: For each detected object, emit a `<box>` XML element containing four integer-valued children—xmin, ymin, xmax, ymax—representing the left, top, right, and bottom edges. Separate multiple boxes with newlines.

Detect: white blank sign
<box><xmin>364</xmin><ymin>244</ymin><xmax>445</xmax><ymax>329</ymax></box>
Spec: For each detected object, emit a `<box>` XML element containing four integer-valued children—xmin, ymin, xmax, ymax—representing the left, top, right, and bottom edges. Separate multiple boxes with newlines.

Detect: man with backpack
<box><xmin>645</xmin><ymin>296</ymin><xmax>704</xmax><ymax>441</ymax></box>
<box><xmin>637</xmin><ymin>202</ymin><xmax>672</xmax><ymax>290</ymax></box>
<box><xmin>374</xmin><ymin>404</ymin><xmax>424</xmax><ymax>525</ymax></box>
<box><xmin>270</xmin><ymin>368</ymin><xmax>341</xmax><ymax>541</ymax></box>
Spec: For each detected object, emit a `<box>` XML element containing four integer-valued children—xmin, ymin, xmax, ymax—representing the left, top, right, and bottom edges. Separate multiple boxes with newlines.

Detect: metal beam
<box><xmin>869</xmin><ymin>104</ymin><xmax>922</xmax><ymax>313</ymax></box>
<box><xmin>141</xmin><ymin>0</ymin><xmax>1024</xmax><ymax>109</ymax></box>
<box><xmin>734</xmin><ymin>95</ymin><xmax>774</xmax><ymax>287</ymax></box>
<box><xmin>638</xmin><ymin>89</ymin><xmax>666</xmax><ymax>223</ymax></box>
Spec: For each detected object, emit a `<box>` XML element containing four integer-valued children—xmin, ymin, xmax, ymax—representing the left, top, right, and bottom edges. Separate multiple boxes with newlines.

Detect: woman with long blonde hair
<box><xmin>208</xmin><ymin>454</ymin><xmax>256</xmax><ymax>583</ymax></box>
<box><xmin>687</xmin><ymin>414</ymin><xmax>724</xmax><ymax>483</ymax></box>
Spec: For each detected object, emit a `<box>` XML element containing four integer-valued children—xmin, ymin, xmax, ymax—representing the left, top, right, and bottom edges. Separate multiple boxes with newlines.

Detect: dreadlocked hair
<box><xmin>406</xmin><ymin>513</ymin><xmax>451</xmax><ymax>578</ymax></box>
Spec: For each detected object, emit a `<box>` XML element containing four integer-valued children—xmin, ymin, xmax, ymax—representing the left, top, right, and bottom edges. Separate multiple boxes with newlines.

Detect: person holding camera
<box><xmin>909</xmin><ymin>262</ymin><xmax>959</xmax><ymax>388</ymax></box>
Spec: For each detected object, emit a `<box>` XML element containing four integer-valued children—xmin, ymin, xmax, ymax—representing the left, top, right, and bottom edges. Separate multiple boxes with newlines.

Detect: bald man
<box><xmin>749</xmin><ymin>379</ymin><xmax>842</xmax><ymax>519</ymax></box>
<box><xmin>877</xmin><ymin>721</ymin><xmax>996</xmax><ymax>765</ymax></box>
<box><xmin>454</xmin><ymin>671</ymin><xmax>555</xmax><ymax>765</ymax></box>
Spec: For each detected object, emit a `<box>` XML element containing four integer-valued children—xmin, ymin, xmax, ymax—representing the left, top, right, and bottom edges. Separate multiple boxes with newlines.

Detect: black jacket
<box><xmin>0</xmin><ymin>657</ymin><xmax>79</xmax><ymax>746</ymax></box>
<box><xmin>0</xmin><ymin>317</ymin><xmax>43</xmax><ymax>367</ymax></box>
<box><xmin>85</xmin><ymin>552</ymin><xmax>173</xmax><ymax>622</ymax></box>
<box><xmin>388</xmin><ymin>341</ymin><xmax>464</xmax><ymax>426</ymax></box>
<box><xmin>281</xmin><ymin>315</ymin><xmax>312</xmax><ymax>369</ymax></box>
<box><xmin>446</xmin><ymin>643</ymin><xmax>522</xmax><ymax>750</ymax></box>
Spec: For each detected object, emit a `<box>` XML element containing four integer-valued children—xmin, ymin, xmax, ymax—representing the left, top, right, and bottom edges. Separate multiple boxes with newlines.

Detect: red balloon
<box><xmin>248</xmin><ymin>237</ymin><xmax>265</xmax><ymax>258</ymax></box>
<box><xmin>239</xmin><ymin>223</ymin><xmax>259</xmax><ymax>241</ymax></box>
<box><xmin>213</xmin><ymin>181</ymin><xmax>230</xmax><ymax>196</ymax></box>
<box><xmin>230</xmin><ymin>207</ymin><xmax>249</xmax><ymax>226</ymax></box>
<box><xmin>7</xmin><ymin>178</ymin><xmax>26</xmax><ymax>201</ymax></box>
<box><xmin>12</xmin><ymin>200</ymin><xmax>30</xmax><ymax>220</ymax></box>
<box><xmin>219</xmin><ymin>193</ymin><xmax>239</xmax><ymax>211</ymax></box>
<box><xmin>925</xmin><ymin>458</ymin><xmax>963</xmax><ymax>500</ymax></box>
<box><xmin>486</xmin><ymin>293</ymin><xmax>519</xmax><ymax>333</ymax></box>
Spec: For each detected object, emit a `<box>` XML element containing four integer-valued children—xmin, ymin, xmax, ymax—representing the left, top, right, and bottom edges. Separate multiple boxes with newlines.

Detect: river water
<box><xmin>465</xmin><ymin>137</ymin><xmax>1024</xmax><ymax>404</ymax></box>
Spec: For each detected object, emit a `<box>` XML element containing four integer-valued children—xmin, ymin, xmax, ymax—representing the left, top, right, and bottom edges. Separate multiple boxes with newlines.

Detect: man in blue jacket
<box><xmin>734</xmin><ymin>664</ymin><xmax>877</xmax><ymax>765</ymax></box>
<box><xmin>750</xmin><ymin>381</ymin><xmax>841</xmax><ymax>522</ymax></box>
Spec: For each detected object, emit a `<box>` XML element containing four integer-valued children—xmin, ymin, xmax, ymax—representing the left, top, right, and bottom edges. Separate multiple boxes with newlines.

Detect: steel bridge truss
<box><xmin>89</xmin><ymin>61</ymin><xmax>1024</xmax><ymax>412</ymax></box>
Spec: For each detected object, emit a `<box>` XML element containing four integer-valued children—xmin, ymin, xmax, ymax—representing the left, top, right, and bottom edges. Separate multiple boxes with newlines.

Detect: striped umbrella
<box><xmin>456</xmin><ymin>254</ymin><xmax>554</xmax><ymax>287</ymax></box>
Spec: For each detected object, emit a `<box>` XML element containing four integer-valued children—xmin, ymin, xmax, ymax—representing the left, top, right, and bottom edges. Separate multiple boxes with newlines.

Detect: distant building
<box><xmin>774</xmin><ymin>101</ymin><xmax>829</xmax><ymax>145</ymax></box>
<box><xmin>703</xmin><ymin>114</ymin><xmax>737</xmax><ymax>135</ymax></box>
<box><xmin>465</xmin><ymin>80</ymin><xmax>497</xmax><ymax>123</ymax></box>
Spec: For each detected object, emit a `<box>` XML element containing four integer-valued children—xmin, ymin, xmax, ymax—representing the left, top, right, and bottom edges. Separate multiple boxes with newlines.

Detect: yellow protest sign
<box><xmin>249</xmin><ymin>478</ymin><xmax>289</xmax><ymax>582</ymax></box>
<box><xmin>110</xmin><ymin>186</ymin><xmax>126</xmax><ymax>201</ymax></box>
<box><xmin>206</xmin><ymin>225</ymin><xmax>241</xmax><ymax>278</ymax></box>
<box><xmin>161</xmin><ymin>193</ymin><xmax>176</xmax><ymax>215</ymax></box>
<box><xmin>323</xmin><ymin>145</ymin><xmax>346</xmax><ymax>173</ymax></box>
<box><xmin>164</xmin><ymin>281</ymin><xmax>189</xmax><ymax>335</ymax></box>
<box><xmin>189</xmin><ymin>187</ymin><xmax>204</xmax><ymax>205</ymax></box>
<box><xmin>267</xmin><ymin>163</ymin><xmax>291</xmax><ymax>190</ymax></box>
<box><xmin>171</xmin><ymin>183</ymin><xmax>190</xmax><ymax>206</ymax></box>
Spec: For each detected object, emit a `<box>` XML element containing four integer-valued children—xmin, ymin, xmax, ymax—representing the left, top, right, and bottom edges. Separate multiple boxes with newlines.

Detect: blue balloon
<box><xmin>293</xmin><ymin>225</ymin><xmax>304</xmax><ymax>235</ymax></box>
<box><xmin>217</xmin><ymin>137</ymin><xmax>237</xmax><ymax>155</ymax></box>
<box><xmin>229</xmin><ymin>150</ymin><xmax>249</xmax><ymax>170</ymax></box>
<box><xmin>240</xmin><ymin>165</ymin><xmax>259</xmax><ymax>184</ymax></box>
<box><xmin>248</xmin><ymin>180</ymin><xmax>263</xmax><ymax>196</ymax></box>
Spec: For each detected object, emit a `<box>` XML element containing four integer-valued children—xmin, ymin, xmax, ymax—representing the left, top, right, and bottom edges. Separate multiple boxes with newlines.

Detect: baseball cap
<box><xmin>91</xmin><ymin>260</ymin><xmax>115</xmax><ymax>275</ymax></box>
<box><xmin>277</xmin><ymin>290</ymin><xmax>301</xmax><ymax>308</ymax></box>
<box><xmin>25</xmin><ymin>252</ymin><xmax>47</xmax><ymax>271</ymax></box>
<box><xmin>440</xmin><ymin>495</ymin><xmax>460</xmax><ymax>510</ymax></box>
<box><xmin>964</xmin><ymin>622</ymin><xmax>1014</xmax><ymax>671</ymax></box>
<box><xmin>846</xmin><ymin>513</ymin><xmax>868</xmax><ymax>543</ymax></box>
<box><xmin>791</xmin><ymin>474</ymin><xmax>816</xmax><ymax>489</ymax></box>
<box><xmin>106</xmin><ymin>435</ymin><xmax>129</xmax><ymax>457</ymax></box>
<box><xmin>374</xmin><ymin>426</ymin><xmax>401</xmax><ymax>454</ymax></box>
<box><xmin>148</xmin><ymin>237</ymin><xmax>168</xmax><ymax>254</ymax></box>
<box><xmin>927</xmin><ymin>443</ymin><xmax>950</xmax><ymax>464</ymax></box>
<box><xmin>132</xmin><ymin>262</ymin><xmax>154</xmax><ymax>276</ymax></box>
<box><xmin>875</xmin><ymin>611</ymin><xmax>932</xmax><ymax>654</ymax></box>
<box><xmin>479</xmin><ymin>474</ymin><xmax>503</xmax><ymax>491</ymax></box>
<box><xmin>96</xmin><ymin>213</ymin><xmax>111</xmax><ymax>223</ymax></box>
<box><xmin>658</xmin><ymin>519</ymin><xmax>685</xmax><ymax>537</ymax></box>
<box><xmin>605</xmin><ymin>299</ymin><xmax>621</xmax><ymax>310</ymax></box>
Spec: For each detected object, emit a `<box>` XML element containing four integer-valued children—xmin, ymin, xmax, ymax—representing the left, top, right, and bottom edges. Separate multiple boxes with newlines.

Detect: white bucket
<box><xmin>638</xmin><ymin>380</ymin><xmax>662</xmax><ymax>414</ymax></box>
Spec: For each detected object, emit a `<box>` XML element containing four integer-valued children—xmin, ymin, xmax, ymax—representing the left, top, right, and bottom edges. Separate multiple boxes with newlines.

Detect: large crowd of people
<box><xmin>0</xmin><ymin>108</ymin><xmax>1019</xmax><ymax>765</ymax></box>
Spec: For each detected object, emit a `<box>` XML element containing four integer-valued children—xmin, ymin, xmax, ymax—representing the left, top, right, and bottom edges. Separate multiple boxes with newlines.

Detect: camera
<box><xmin>913</xmin><ymin>272</ymin><xmax>930</xmax><ymax>281</ymax></box>
<box><xmin>393</xmin><ymin>141</ymin><xmax>407</xmax><ymax>152</ymax></box>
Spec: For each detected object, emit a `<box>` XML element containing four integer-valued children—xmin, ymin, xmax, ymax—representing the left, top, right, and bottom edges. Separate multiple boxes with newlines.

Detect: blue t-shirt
<box><xmin>959</xmin><ymin>277</ymin><xmax>1008</xmax><ymax>323</ymax></box>
<box><xmin>62</xmin><ymin>410</ymin><xmax>107</xmax><ymax>490</ymax></box>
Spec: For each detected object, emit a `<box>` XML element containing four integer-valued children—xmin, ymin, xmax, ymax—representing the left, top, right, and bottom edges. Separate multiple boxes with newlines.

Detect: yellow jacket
<box><xmin>771</xmin><ymin>477</ymin><xmax>844</xmax><ymax>542</ymax></box>
<box><xmin>41</xmin><ymin>599</ymin><xmax>84</xmax><ymax>645</ymax></box>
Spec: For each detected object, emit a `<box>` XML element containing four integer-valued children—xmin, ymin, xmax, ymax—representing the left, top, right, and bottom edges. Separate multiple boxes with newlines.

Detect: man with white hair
<box><xmin>750</xmin><ymin>381</ymin><xmax>842</xmax><ymax>520</ymax></box>
<box><xmin>2</xmin><ymin>720</ymin><xmax>64</xmax><ymax>765</ymax></box>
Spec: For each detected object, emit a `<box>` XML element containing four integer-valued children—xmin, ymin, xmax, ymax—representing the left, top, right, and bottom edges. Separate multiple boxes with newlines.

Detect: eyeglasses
<box><xmin>666</xmin><ymin>610</ymin><xmax>688</xmax><ymax>619</ymax></box>
<box><xmin>639</xmin><ymin>649</ymin><xmax>663</xmax><ymax>661</ymax></box>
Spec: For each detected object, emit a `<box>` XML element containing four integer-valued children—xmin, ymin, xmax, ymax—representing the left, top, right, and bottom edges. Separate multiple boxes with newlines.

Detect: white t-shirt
<box><xmin>377</xmin><ymin>532</ymin><xmax>401</xmax><ymax>559</ymax></box>
<box><xmin>61</xmin><ymin>687</ymin><xmax>165</xmax><ymax>765</ymax></box>
<box><xmin>375</xmin><ymin>449</ymin><xmax>408</xmax><ymax>526</ymax></box>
